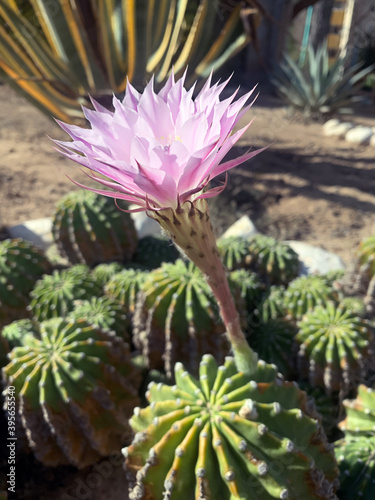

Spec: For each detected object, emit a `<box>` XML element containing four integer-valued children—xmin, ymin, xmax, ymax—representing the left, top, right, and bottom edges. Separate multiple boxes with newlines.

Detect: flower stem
<box><xmin>151</xmin><ymin>199</ymin><xmax>258</xmax><ymax>375</ymax></box>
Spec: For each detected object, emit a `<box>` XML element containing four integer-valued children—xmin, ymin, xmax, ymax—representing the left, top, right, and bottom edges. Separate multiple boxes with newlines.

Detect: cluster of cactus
<box><xmin>0</xmin><ymin>239</ymin><xmax>51</xmax><ymax>326</ymax></box>
<box><xmin>52</xmin><ymin>190</ymin><xmax>137</xmax><ymax>266</ymax></box>
<box><xmin>2</xmin><ymin>317</ymin><xmax>141</xmax><ymax>468</ymax></box>
<box><xmin>133</xmin><ymin>236</ymin><xmax>180</xmax><ymax>269</ymax></box>
<box><xmin>133</xmin><ymin>260</ymin><xmax>228</xmax><ymax>376</ymax></box>
<box><xmin>217</xmin><ymin>236</ymin><xmax>251</xmax><ymax>271</ymax></box>
<box><xmin>123</xmin><ymin>355</ymin><xmax>339</xmax><ymax>499</ymax></box>
<box><xmin>104</xmin><ymin>268</ymin><xmax>149</xmax><ymax>315</ymax></box>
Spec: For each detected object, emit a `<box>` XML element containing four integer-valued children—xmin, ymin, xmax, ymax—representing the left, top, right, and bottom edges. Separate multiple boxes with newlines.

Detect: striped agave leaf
<box><xmin>0</xmin><ymin>0</ymin><xmax>261</xmax><ymax>123</ymax></box>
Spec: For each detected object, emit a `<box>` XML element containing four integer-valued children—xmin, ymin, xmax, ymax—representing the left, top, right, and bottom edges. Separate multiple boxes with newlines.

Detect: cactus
<box><xmin>133</xmin><ymin>260</ymin><xmax>228</xmax><ymax>376</ymax></box>
<box><xmin>285</xmin><ymin>275</ymin><xmax>338</xmax><ymax>320</ymax></box>
<box><xmin>105</xmin><ymin>268</ymin><xmax>149</xmax><ymax>316</ymax></box>
<box><xmin>247</xmin><ymin>235</ymin><xmax>300</xmax><ymax>285</ymax></box>
<box><xmin>253</xmin><ymin>286</ymin><xmax>287</xmax><ymax>324</ymax></box>
<box><xmin>296</xmin><ymin>303</ymin><xmax>374</xmax><ymax>393</ymax></box>
<box><xmin>339</xmin><ymin>385</ymin><xmax>375</xmax><ymax>434</ymax></box>
<box><xmin>1</xmin><ymin>319</ymin><xmax>39</xmax><ymax>348</ymax></box>
<box><xmin>217</xmin><ymin>236</ymin><xmax>250</xmax><ymax>271</ymax></box>
<box><xmin>357</xmin><ymin>235</ymin><xmax>375</xmax><ymax>278</ymax></box>
<box><xmin>339</xmin><ymin>296</ymin><xmax>367</xmax><ymax>318</ymax></box>
<box><xmin>0</xmin><ymin>239</ymin><xmax>52</xmax><ymax>326</ymax></box>
<box><xmin>52</xmin><ymin>190</ymin><xmax>137</xmax><ymax>266</ymax></box>
<box><xmin>229</xmin><ymin>269</ymin><xmax>264</xmax><ymax>328</ymax></box>
<box><xmin>123</xmin><ymin>355</ymin><xmax>339</xmax><ymax>500</ymax></box>
<box><xmin>30</xmin><ymin>265</ymin><xmax>102</xmax><ymax>321</ymax></box>
<box><xmin>69</xmin><ymin>296</ymin><xmax>130</xmax><ymax>342</ymax></box>
<box><xmin>299</xmin><ymin>383</ymin><xmax>340</xmax><ymax>437</ymax></box>
<box><xmin>133</xmin><ymin>236</ymin><xmax>180</xmax><ymax>270</ymax></box>
<box><xmin>92</xmin><ymin>262</ymin><xmax>125</xmax><ymax>288</ymax></box>
<box><xmin>2</xmin><ymin>317</ymin><xmax>141</xmax><ymax>468</ymax></box>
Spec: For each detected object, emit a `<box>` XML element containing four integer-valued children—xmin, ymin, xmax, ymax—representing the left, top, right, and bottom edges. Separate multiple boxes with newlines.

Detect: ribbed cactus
<box><xmin>339</xmin><ymin>296</ymin><xmax>367</xmax><ymax>318</ymax></box>
<box><xmin>92</xmin><ymin>262</ymin><xmax>125</xmax><ymax>287</ymax></box>
<box><xmin>133</xmin><ymin>260</ymin><xmax>228</xmax><ymax>376</ymax></box>
<box><xmin>0</xmin><ymin>239</ymin><xmax>52</xmax><ymax>325</ymax></box>
<box><xmin>123</xmin><ymin>355</ymin><xmax>339</xmax><ymax>500</ymax></box>
<box><xmin>229</xmin><ymin>269</ymin><xmax>264</xmax><ymax>327</ymax></box>
<box><xmin>285</xmin><ymin>275</ymin><xmax>338</xmax><ymax>320</ymax></box>
<box><xmin>105</xmin><ymin>268</ymin><xmax>149</xmax><ymax>315</ymax></box>
<box><xmin>299</xmin><ymin>383</ymin><xmax>339</xmax><ymax>437</ymax></box>
<box><xmin>30</xmin><ymin>265</ymin><xmax>102</xmax><ymax>321</ymax></box>
<box><xmin>297</xmin><ymin>303</ymin><xmax>374</xmax><ymax>393</ymax></box>
<box><xmin>52</xmin><ymin>190</ymin><xmax>137</xmax><ymax>266</ymax></box>
<box><xmin>1</xmin><ymin>319</ymin><xmax>39</xmax><ymax>348</ymax></box>
<box><xmin>217</xmin><ymin>236</ymin><xmax>250</xmax><ymax>271</ymax></box>
<box><xmin>69</xmin><ymin>296</ymin><xmax>130</xmax><ymax>342</ymax></box>
<box><xmin>357</xmin><ymin>235</ymin><xmax>375</xmax><ymax>278</ymax></box>
<box><xmin>339</xmin><ymin>385</ymin><xmax>375</xmax><ymax>433</ymax></box>
<box><xmin>2</xmin><ymin>318</ymin><xmax>141</xmax><ymax>468</ymax></box>
<box><xmin>253</xmin><ymin>286</ymin><xmax>287</xmax><ymax>324</ymax></box>
<box><xmin>133</xmin><ymin>236</ymin><xmax>180</xmax><ymax>270</ymax></box>
<box><xmin>247</xmin><ymin>235</ymin><xmax>300</xmax><ymax>285</ymax></box>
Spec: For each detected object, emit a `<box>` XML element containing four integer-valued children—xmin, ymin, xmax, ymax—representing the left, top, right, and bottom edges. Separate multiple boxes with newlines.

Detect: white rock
<box><xmin>8</xmin><ymin>218</ymin><xmax>53</xmax><ymax>251</ymax></box>
<box><xmin>285</xmin><ymin>241</ymin><xmax>345</xmax><ymax>276</ymax></box>
<box><xmin>323</xmin><ymin>119</ymin><xmax>340</xmax><ymax>135</ymax></box>
<box><xmin>370</xmin><ymin>134</ymin><xmax>375</xmax><ymax>147</ymax></box>
<box><xmin>221</xmin><ymin>215</ymin><xmax>258</xmax><ymax>239</ymax></box>
<box><xmin>324</xmin><ymin>121</ymin><xmax>354</xmax><ymax>138</ymax></box>
<box><xmin>345</xmin><ymin>126</ymin><xmax>373</xmax><ymax>145</ymax></box>
<box><xmin>128</xmin><ymin>207</ymin><xmax>161</xmax><ymax>238</ymax></box>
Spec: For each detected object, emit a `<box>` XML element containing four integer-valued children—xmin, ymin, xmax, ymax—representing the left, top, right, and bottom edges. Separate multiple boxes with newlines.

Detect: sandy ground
<box><xmin>1</xmin><ymin>84</ymin><xmax>375</xmax><ymax>266</ymax></box>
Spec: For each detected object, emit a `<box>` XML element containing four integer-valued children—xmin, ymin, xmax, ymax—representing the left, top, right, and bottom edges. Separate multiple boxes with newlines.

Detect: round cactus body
<box><xmin>1</xmin><ymin>319</ymin><xmax>39</xmax><ymax>348</ymax></box>
<box><xmin>339</xmin><ymin>385</ymin><xmax>375</xmax><ymax>434</ymax></box>
<box><xmin>30</xmin><ymin>265</ymin><xmax>102</xmax><ymax>321</ymax></box>
<box><xmin>297</xmin><ymin>303</ymin><xmax>374</xmax><ymax>393</ymax></box>
<box><xmin>299</xmin><ymin>383</ymin><xmax>340</xmax><ymax>437</ymax></box>
<box><xmin>92</xmin><ymin>262</ymin><xmax>125</xmax><ymax>287</ymax></box>
<box><xmin>0</xmin><ymin>239</ymin><xmax>52</xmax><ymax>325</ymax></box>
<box><xmin>357</xmin><ymin>236</ymin><xmax>375</xmax><ymax>278</ymax></box>
<box><xmin>217</xmin><ymin>236</ymin><xmax>250</xmax><ymax>271</ymax></box>
<box><xmin>285</xmin><ymin>275</ymin><xmax>338</xmax><ymax>320</ymax></box>
<box><xmin>339</xmin><ymin>297</ymin><xmax>367</xmax><ymax>318</ymax></box>
<box><xmin>52</xmin><ymin>190</ymin><xmax>137</xmax><ymax>266</ymax></box>
<box><xmin>69</xmin><ymin>296</ymin><xmax>130</xmax><ymax>342</ymax></box>
<box><xmin>105</xmin><ymin>268</ymin><xmax>149</xmax><ymax>315</ymax></box>
<box><xmin>247</xmin><ymin>235</ymin><xmax>300</xmax><ymax>285</ymax></box>
<box><xmin>229</xmin><ymin>269</ymin><xmax>264</xmax><ymax>313</ymax></box>
<box><xmin>123</xmin><ymin>355</ymin><xmax>339</xmax><ymax>500</ymax></box>
<box><xmin>134</xmin><ymin>236</ymin><xmax>180</xmax><ymax>269</ymax></box>
<box><xmin>2</xmin><ymin>318</ymin><xmax>141</xmax><ymax>468</ymax></box>
<box><xmin>133</xmin><ymin>259</ymin><xmax>228</xmax><ymax>376</ymax></box>
<box><xmin>253</xmin><ymin>286</ymin><xmax>287</xmax><ymax>324</ymax></box>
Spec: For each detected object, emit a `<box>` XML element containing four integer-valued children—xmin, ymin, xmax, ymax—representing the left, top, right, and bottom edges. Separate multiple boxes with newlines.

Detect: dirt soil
<box><xmin>1</xmin><ymin>84</ymin><xmax>375</xmax><ymax>266</ymax></box>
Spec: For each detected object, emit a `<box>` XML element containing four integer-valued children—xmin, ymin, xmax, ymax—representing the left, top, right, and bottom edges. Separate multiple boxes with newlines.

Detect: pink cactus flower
<box><xmin>55</xmin><ymin>72</ymin><xmax>260</xmax><ymax>212</ymax></box>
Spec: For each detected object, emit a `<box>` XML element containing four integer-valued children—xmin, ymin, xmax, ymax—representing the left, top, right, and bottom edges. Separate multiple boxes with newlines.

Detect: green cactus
<box><xmin>229</xmin><ymin>269</ymin><xmax>264</xmax><ymax>329</ymax></box>
<box><xmin>285</xmin><ymin>275</ymin><xmax>338</xmax><ymax>320</ymax></box>
<box><xmin>253</xmin><ymin>286</ymin><xmax>287</xmax><ymax>324</ymax></box>
<box><xmin>247</xmin><ymin>235</ymin><xmax>300</xmax><ymax>285</ymax></box>
<box><xmin>1</xmin><ymin>319</ymin><xmax>39</xmax><ymax>348</ymax></box>
<box><xmin>339</xmin><ymin>385</ymin><xmax>375</xmax><ymax>434</ymax></box>
<box><xmin>105</xmin><ymin>268</ymin><xmax>149</xmax><ymax>316</ymax></box>
<box><xmin>0</xmin><ymin>332</ymin><xmax>9</xmax><ymax>369</ymax></box>
<box><xmin>133</xmin><ymin>260</ymin><xmax>228</xmax><ymax>376</ymax></box>
<box><xmin>0</xmin><ymin>239</ymin><xmax>52</xmax><ymax>325</ymax></box>
<box><xmin>296</xmin><ymin>303</ymin><xmax>374</xmax><ymax>393</ymax></box>
<box><xmin>2</xmin><ymin>317</ymin><xmax>141</xmax><ymax>468</ymax></box>
<box><xmin>299</xmin><ymin>383</ymin><xmax>340</xmax><ymax>437</ymax></box>
<box><xmin>123</xmin><ymin>355</ymin><xmax>339</xmax><ymax>500</ymax></box>
<box><xmin>69</xmin><ymin>296</ymin><xmax>130</xmax><ymax>342</ymax></box>
<box><xmin>30</xmin><ymin>265</ymin><xmax>102</xmax><ymax>321</ymax></box>
<box><xmin>339</xmin><ymin>296</ymin><xmax>367</xmax><ymax>318</ymax></box>
<box><xmin>52</xmin><ymin>190</ymin><xmax>137</xmax><ymax>266</ymax></box>
<box><xmin>217</xmin><ymin>236</ymin><xmax>250</xmax><ymax>271</ymax></box>
<box><xmin>92</xmin><ymin>262</ymin><xmax>125</xmax><ymax>288</ymax></box>
<box><xmin>133</xmin><ymin>236</ymin><xmax>180</xmax><ymax>270</ymax></box>
<box><xmin>357</xmin><ymin>235</ymin><xmax>375</xmax><ymax>278</ymax></box>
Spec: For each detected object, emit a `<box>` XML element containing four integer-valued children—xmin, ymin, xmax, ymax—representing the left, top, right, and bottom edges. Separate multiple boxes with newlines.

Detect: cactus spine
<box><xmin>134</xmin><ymin>236</ymin><xmax>179</xmax><ymax>269</ymax></box>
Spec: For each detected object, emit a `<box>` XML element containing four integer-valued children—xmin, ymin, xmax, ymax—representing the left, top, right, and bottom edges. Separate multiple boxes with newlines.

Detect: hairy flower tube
<box><xmin>55</xmin><ymin>71</ymin><xmax>262</xmax><ymax>375</ymax></box>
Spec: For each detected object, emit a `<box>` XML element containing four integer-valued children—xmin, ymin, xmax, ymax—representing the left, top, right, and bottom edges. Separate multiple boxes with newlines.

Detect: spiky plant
<box><xmin>104</xmin><ymin>268</ymin><xmax>149</xmax><ymax>316</ymax></box>
<box><xmin>246</xmin><ymin>235</ymin><xmax>300</xmax><ymax>286</ymax></box>
<box><xmin>285</xmin><ymin>275</ymin><xmax>338</xmax><ymax>320</ymax></box>
<box><xmin>123</xmin><ymin>355</ymin><xmax>339</xmax><ymax>499</ymax></box>
<box><xmin>52</xmin><ymin>190</ymin><xmax>137</xmax><ymax>266</ymax></box>
<box><xmin>228</xmin><ymin>269</ymin><xmax>264</xmax><ymax>326</ymax></box>
<box><xmin>296</xmin><ymin>303</ymin><xmax>374</xmax><ymax>393</ymax></box>
<box><xmin>30</xmin><ymin>265</ymin><xmax>102</xmax><ymax>321</ymax></box>
<box><xmin>0</xmin><ymin>239</ymin><xmax>52</xmax><ymax>326</ymax></box>
<box><xmin>92</xmin><ymin>262</ymin><xmax>125</xmax><ymax>288</ymax></box>
<box><xmin>1</xmin><ymin>318</ymin><xmax>39</xmax><ymax>348</ymax></box>
<box><xmin>69</xmin><ymin>296</ymin><xmax>130</xmax><ymax>342</ymax></box>
<box><xmin>299</xmin><ymin>383</ymin><xmax>340</xmax><ymax>437</ymax></box>
<box><xmin>2</xmin><ymin>318</ymin><xmax>141</xmax><ymax>468</ymax></box>
<box><xmin>339</xmin><ymin>296</ymin><xmax>367</xmax><ymax>318</ymax></box>
<box><xmin>133</xmin><ymin>236</ymin><xmax>180</xmax><ymax>270</ymax></box>
<box><xmin>339</xmin><ymin>385</ymin><xmax>375</xmax><ymax>434</ymax></box>
<box><xmin>272</xmin><ymin>42</ymin><xmax>374</xmax><ymax>117</ymax></box>
<box><xmin>357</xmin><ymin>235</ymin><xmax>375</xmax><ymax>278</ymax></box>
<box><xmin>253</xmin><ymin>285</ymin><xmax>287</xmax><ymax>324</ymax></box>
<box><xmin>217</xmin><ymin>236</ymin><xmax>250</xmax><ymax>271</ymax></box>
<box><xmin>133</xmin><ymin>259</ymin><xmax>228</xmax><ymax>376</ymax></box>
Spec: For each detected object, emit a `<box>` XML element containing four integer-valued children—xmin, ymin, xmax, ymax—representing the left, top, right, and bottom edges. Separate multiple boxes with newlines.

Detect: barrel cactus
<box><xmin>123</xmin><ymin>355</ymin><xmax>339</xmax><ymax>499</ymax></box>
<box><xmin>0</xmin><ymin>239</ymin><xmax>51</xmax><ymax>326</ymax></box>
<box><xmin>217</xmin><ymin>236</ymin><xmax>250</xmax><ymax>271</ymax></box>
<box><xmin>339</xmin><ymin>296</ymin><xmax>367</xmax><ymax>318</ymax></box>
<box><xmin>2</xmin><ymin>318</ymin><xmax>141</xmax><ymax>468</ymax></box>
<box><xmin>133</xmin><ymin>236</ymin><xmax>180</xmax><ymax>269</ymax></box>
<box><xmin>357</xmin><ymin>235</ymin><xmax>375</xmax><ymax>278</ymax></box>
<box><xmin>339</xmin><ymin>384</ymin><xmax>375</xmax><ymax>434</ymax></box>
<box><xmin>92</xmin><ymin>262</ymin><xmax>125</xmax><ymax>288</ymax></box>
<box><xmin>229</xmin><ymin>269</ymin><xmax>264</xmax><ymax>328</ymax></box>
<box><xmin>1</xmin><ymin>319</ymin><xmax>39</xmax><ymax>348</ymax></box>
<box><xmin>296</xmin><ymin>303</ymin><xmax>374</xmax><ymax>393</ymax></box>
<box><xmin>133</xmin><ymin>260</ymin><xmax>228</xmax><ymax>376</ymax></box>
<box><xmin>247</xmin><ymin>235</ymin><xmax>300</xmax><ymax>285</ymax></box>
<box><xmin>52</xmin><ymin>190</ymin><xmax>137</xmax><ymax>266</ymax></box>
<box><xmin>253</xmin><ymin>286</ymin><xmax>287</xmax><ymax>324</ymax></box>
<box><xmin>285</xmin><ymin>275</ymin><xmax>338</xmax><ymax>320</ymax></box>
<box><xmin>105</xmin><ymin>268</ymin><xmax>149</xmax><ymax>315</ymax></box>
<box><xmin>29</xmin><ymin>265</ymin><xmax>102</xmax><ymax>321</ymax></box>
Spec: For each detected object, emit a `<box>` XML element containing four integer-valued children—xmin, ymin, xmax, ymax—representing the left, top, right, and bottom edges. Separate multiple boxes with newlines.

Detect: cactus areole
<box><xmin>55</xmin><ymin>71</ymin><xmax>264</xmax><ymax>375</ymax></box>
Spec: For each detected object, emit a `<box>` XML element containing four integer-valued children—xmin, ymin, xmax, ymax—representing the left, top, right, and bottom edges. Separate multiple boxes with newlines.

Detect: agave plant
<box><xmin>272</xmin><ymin>41</ymin><xmax>374</xmax><ymax>117</ymax></box>
<box><xmin>0</xmin><ymin>0</ymin><xmax>261</xmax><ymax>122</ymax></box>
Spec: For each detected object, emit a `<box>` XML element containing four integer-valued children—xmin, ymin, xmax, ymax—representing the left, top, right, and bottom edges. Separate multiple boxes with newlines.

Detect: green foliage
<box><xmin>92</xmin><ymin>262</ymin><xmax>125</xmax><ymax>287</ymax></box>
<box><xmin>253</xmin><ymin>285</ymin><xmax>287</xmax><ymax>323</ymax></box>
<box><xmin>104</xmin><ymin>267</ymin><xmax>149</xmax><ymax>315</ymax></box>
<box><xmin>0</xmin><ymin>238</ymin><xmax>52</xmax><ymax>326</ymax></box>
<box><xmin>339</xmin><ymin>385</ymin><xmax>375</xmax><ymax>434</ymax></box>
<box><xmin>217</xmin><ymin>236</ymin><xmax>250</xmax><ymax>271</ymax></box>
<box><xmin>296</xmin><ymin>303</ymin><xmax>374</xmax><ymax>393</ymax></box>
<box><xmin>339</xmin><ymin>296</ymin><xmax>367</xmax><ymax>318</ymax></box>
<box><xmin>272</xmin><ymin>42</ymin><xmax>374</xmax><ymax>117</ymax></box>
<box><xmin>228</xmin><ymin>268</ymin><xmax>264</xmax><ymax>323</ymax></box>
<box><xmin>52</xmin><ymin>190</ymin><xmax>137</xmax><ymax>266</ymax></box>
<box><xmin>133</xmin><ymin>235</ymin><xmax>179</xmax><ymax>270</ymax></box>
<box><xmin>30</xmin><ymin>265</ymin><xmax>102</xmax><ymax>321</ymax></box>
<box><xmin>123</xmin><ymin>355</ymin><xmax>339</xmax><ymax>499</ymax></box>
<box><xmin>2</xmin><ymin>317</ymin><xmax>141</xmax><ymax>468</ymax></box>
<box><xmin>133</xmin><ymin>259</ymin><xmax>227</xmax><ymax>375</ymax></box>
<box><xmin>1</xmin><ymin>318</ymin><xmax>39</xmax><ymax>348</ymax></box>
